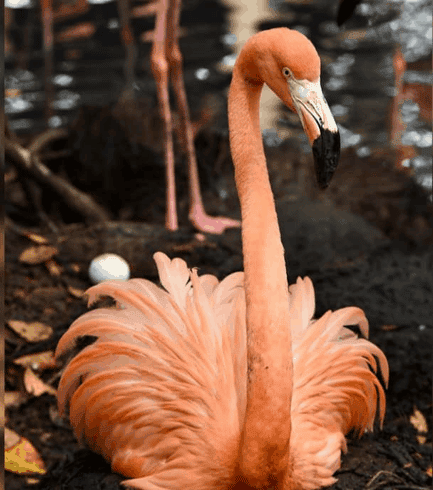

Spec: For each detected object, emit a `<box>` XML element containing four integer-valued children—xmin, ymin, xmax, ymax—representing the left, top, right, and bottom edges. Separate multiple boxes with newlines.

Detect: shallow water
<box><xmin>5</xmin><ymin>0</ymin><xmax>432</xmax><ymax>194</ymax></box>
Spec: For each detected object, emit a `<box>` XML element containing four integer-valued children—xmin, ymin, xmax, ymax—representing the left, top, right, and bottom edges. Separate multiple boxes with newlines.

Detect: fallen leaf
<box><xmin>19</xmin><ymin>246</ymin><xmax>58</xmax><ymax>265</ymax></box>
<box><xmin>23</xmin><ymin>368</ymin><xmax>56</xmax><ymax>397</ymax></box>
<box><xmin>381</xmin><ymin>324</ymin><xmax>398</xmax><ymax>331</ymax></box>
<box><xmin>45</xmin><ymin>259</ymin><xmax>62</xmax><ymax>276</ymax></box>
<box><xmin>7</xmin><ymin>320</ymin><xmax>53</xmax><ymax>342</ymax></box>
<box><xmin>410</xmin><ymin>406</ymin><xmax>428</xmax><ymax>444</ymax></box>
<box><xmin>14</xmin><ymin>351</ymin><xmax>57</xmax><ymax>371</ymax></box>
<box><xmin>26</xmin><ymin>477</ymin><xmax>41</xmax><ymax>485</ymax></box>
<box><xmin>26</xmin><ymin>233</ymin><xmax>49</xmax><ymax>245</ymax></box>
<box><xmin>67</xmin><ymin>286</ymin><xmax>85</xmax><ymax>298</ymax></box>
<box><xmin>5</xmin><ymin>427</ymin><xmax>46</xmax><ymax>475</ymax></box>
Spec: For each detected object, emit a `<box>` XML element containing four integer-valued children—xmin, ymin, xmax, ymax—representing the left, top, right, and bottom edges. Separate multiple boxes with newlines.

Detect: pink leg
<box><xmin>389</xmin><ymin>46</ymin><xmax>416</xmax><ymax>169</ymax></box>
<box><xmin>166</xmin><ymin>0</ymin><xmax>240</xmax><ymax>234</ymax></box>
<box><xmin>151</xmin><ymin>0</ymin><xmax>178</xmax><ymax>230</ymax></box>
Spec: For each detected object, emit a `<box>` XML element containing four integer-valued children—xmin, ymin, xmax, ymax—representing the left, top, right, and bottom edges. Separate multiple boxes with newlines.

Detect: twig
<box><xmin>393</xmin><ymin>487</ymin><xmax>431</xmax><ymax>490</ymax></box>
<box><xmin>366</xmin><ymin>470</ymin><xmax>405</xmax><ymax>489</ymax></box>
<box><xmin>27</xmin><ymin>128</ymin><xmax>68</xmax><ymax>153</ymax></box>
<box><xmin>5</xmin><ymin>137</ymin><xmax>110</xmax><ymax>224</ymax></box>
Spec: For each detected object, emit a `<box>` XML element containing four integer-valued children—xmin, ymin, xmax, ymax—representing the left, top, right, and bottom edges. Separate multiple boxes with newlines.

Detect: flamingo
<box><xmin>55</xmin><ymin>28</ymin><xmax>388</xmax><ymax>489</ymax></box>
<box><xmin>36</xmin><ymin>0</ymin><xmax>239</xmax><ymax>233</ymax></box>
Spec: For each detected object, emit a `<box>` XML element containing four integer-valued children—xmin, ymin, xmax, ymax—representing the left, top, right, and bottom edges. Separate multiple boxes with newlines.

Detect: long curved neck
<box><xmin>228</xmin><ymin>65</ymin><xmax>293</xmax><ymax>481</ymax></box>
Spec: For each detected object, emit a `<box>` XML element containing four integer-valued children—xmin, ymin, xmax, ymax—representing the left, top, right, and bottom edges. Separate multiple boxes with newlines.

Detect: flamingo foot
<box><xmin>189</xmin><ymin>207</ymin><xmax>240</xmax><ymax>234</ymax></box>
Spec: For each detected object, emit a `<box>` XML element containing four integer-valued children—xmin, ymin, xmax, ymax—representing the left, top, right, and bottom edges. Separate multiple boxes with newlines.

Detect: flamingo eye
<box><xmin>283</xmin><ymin>67</ymin><xmax>291</xmax><ymax>78</ymax></box>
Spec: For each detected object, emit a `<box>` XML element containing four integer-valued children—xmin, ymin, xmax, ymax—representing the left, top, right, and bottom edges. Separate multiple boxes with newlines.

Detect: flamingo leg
<box><xmin>389</xmin><ymin>46</ymin><xmax>417</xmax><ymax>169</ymax></box>
<box><xmin>151</xmin><ymin>0</ymin><xmax>178</xmax><ymax>230</ymax></box>
<box><xmin>163</xmin><ymin>0</ymin><xmax>240</xmax><ymax>233</ymax></box>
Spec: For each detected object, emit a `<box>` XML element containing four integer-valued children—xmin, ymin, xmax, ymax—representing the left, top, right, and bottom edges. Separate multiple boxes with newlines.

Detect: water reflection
<box><xmin>4</xmin><ymin>0</ymin><xmax>432</xmax><ymax>194</ymax></box>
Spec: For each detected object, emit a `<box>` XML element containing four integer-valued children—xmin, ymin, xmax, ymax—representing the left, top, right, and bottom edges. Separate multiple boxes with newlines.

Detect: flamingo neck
<box><xmin>228</xmin><ymin>66</ymin><xmax>293</xmax><ymax>482</ymax></box>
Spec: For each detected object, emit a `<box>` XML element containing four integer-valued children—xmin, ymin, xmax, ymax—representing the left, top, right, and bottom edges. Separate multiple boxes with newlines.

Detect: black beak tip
<box><xmin>312</xmin><ymin>129</ymin><xmax>340</xmax><ymax>189</ymax></box>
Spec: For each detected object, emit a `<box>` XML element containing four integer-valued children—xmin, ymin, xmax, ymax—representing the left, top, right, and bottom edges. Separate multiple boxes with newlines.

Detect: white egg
<box><xmin>89</xmin><ymin>253</ymin><xmax>130</xmax><ymax>284</ymax></box>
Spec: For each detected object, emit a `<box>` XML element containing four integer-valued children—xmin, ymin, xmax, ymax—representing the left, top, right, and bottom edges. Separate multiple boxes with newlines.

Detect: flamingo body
<box><xmin>56</xmin><ymin>253</ymin><xmax>387</xmax><ymax>489</ymax></box>
<box><xmin>56</xmin><ymin>28</ymin><xmax>388</xmax><ymax>489</ymax></box>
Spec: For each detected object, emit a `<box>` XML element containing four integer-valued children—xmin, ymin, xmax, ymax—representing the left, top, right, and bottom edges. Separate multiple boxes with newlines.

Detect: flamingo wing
<box><xmin>55</xmin><ymin>253</ymin><xmax>246</xmax><ymax>489</ymax></box>
<box><xmin>283</xmin><ymin>277</ymin><xmax>389</xmax><ymax>489</ymax></box>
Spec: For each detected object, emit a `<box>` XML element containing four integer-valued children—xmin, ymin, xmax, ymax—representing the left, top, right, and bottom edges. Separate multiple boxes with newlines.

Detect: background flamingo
<box><xmin>55</xmin><ymin>28</ymin><xmax>388</xmax><ymax>489</ymax></box>
<box><xmin>336</xmin><ymin>0</ymin><xmax>432</xmax><ymax>177</ymax></box>
<box><xmin>36</xmin><ymin>0</ymin><xmax>240</xmax><ymax>233</ymax></box>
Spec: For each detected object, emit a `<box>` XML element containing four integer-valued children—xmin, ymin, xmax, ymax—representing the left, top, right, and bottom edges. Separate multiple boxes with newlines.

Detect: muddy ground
<box><xmin>5</xmin><ymin>104</ymin><xmax>432</xmax><ymax>490</ymax></box>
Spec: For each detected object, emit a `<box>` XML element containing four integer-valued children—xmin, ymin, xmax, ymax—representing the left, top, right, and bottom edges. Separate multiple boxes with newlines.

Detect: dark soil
<box><xmin>5</xmin><ymin>104</ymin><xmax>432</xmax><ymax>490</ymax></box>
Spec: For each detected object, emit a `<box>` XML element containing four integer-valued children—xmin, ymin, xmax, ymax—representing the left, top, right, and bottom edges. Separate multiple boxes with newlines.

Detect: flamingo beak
<box><xmin>288</xmin><ymin>78</ymin><xmax>340</xmax><ymax>188</ymax></box>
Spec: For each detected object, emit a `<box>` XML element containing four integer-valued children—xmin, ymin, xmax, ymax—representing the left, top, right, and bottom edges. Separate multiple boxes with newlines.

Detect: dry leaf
<box><xmin>67</xmin><ymin>286</ymin><xmax>85</xmax><ymax>298</ymax></box>
<box><xmin>410</xmin><ymin>406</ymin><xmax>428</xmax><ymax>444</ymax></box>
<box><xmin>23</xmin><ymin>368</ymin><xmax>56</xmax><ymax>397</ymax></box>
<box><xmin>19</xmin><ymin>246</ymin><xmax>58</xmax><ymax>265</ymax></box>
<box><xmin>45</xmin><ymin>259</ymin><xmax>62</xmax><ymax>276</ymax></box>
<box><xmin>410</xmin><ymin>407</ymin><xmax>428</xmax><ymax>432</ymax></box>
<box><xmin>14</xmin><ymin>351</ymin><xmax>57</xmax><ymax>371</ymax></box>
<box><xmin>26</xmin><ymin>233</ymin><xmax>49</xmax><ymax>245</ymax></box>
<box><xmin>7</xmin><ymin>320</ymin><xmax>53</xmax><ymax>342</ymax></box>
<box><xmin>5</xmin><ymin>427</ymin><xmax>46</xmax><ymax>475</ymax></box>
<box><xmin>381</xmin><ymin>324</ymin><xmax>398</xmax><ymax>331</ymax></box>
<box><xmin>26</xmin><ymin>477</ymin><xmax>41</xmax><ymax>485</ymax></box>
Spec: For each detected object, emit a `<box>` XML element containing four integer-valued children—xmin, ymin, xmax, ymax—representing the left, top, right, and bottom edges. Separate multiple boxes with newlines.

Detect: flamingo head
<box><xmin>241</xmin><ymin>28</ymin><xmax>340</xmax><ymax>188</ymax></box>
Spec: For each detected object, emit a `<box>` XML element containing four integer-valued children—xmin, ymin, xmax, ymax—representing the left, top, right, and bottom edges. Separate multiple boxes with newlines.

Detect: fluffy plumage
<box><xmin>56</xmin><ymin>252</ymin><xmax>388</xmax><ymax>489</ymax></box>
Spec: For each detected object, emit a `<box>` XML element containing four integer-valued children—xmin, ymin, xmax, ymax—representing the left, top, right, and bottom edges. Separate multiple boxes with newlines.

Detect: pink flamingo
<box><xmin>55</xmin><ymin>28</ymin><xmax>388</xmax><ymax>489</ymax></box>
<box><xmin>38</xmin><ymin>0</ymin><xmax>239</xmax><ymax>232</ymax></box>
